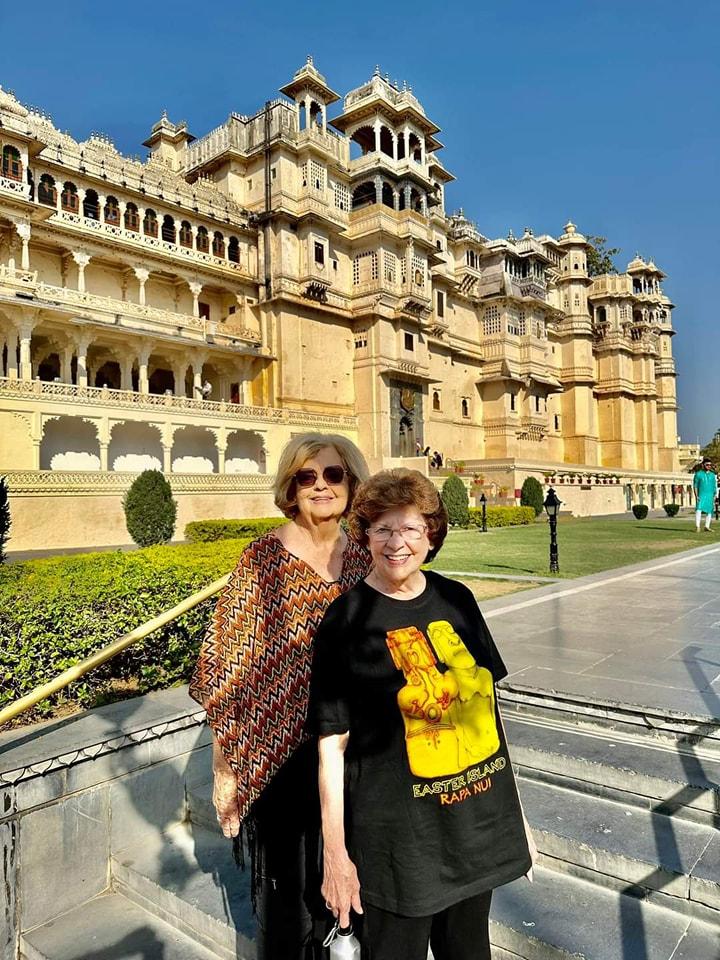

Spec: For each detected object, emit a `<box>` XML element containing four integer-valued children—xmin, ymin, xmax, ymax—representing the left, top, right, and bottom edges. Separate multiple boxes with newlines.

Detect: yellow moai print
<box><xmin>386</xmin><ymin>622</ymin><xmax>499</xmax><ymax>778</ymax></box>
<box><xmin>426</xmin><ymin>620</ymin><xmax>499</xmax><ymax>766</ymax></box>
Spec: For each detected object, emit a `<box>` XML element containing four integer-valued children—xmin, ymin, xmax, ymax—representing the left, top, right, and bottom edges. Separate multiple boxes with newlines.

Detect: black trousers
<box><xmin>252</xmin><ymin>742</ymin><xmax>327</xmax><ymax>960</ymax></box>
<box><xmin>361</xmin><ymin>889</ymin><xmax>493</xmax><ymax>960</ymax></box>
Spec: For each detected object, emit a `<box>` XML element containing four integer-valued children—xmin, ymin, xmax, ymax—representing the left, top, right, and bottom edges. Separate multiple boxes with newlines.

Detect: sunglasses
<box><xmin>294</xmin><ymin>465</ymin><xmax>347</xmax><ymax>488</ymax></box>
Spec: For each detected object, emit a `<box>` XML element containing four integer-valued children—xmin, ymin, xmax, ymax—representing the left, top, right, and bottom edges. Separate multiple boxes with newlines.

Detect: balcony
<box><xmin>49</xmin><ymin>210</ymin><xmax>249</xmax><ymax>277</ymax></box>
<box><xmin>0</xmin><ymin>269</ymin><xmax>261</xmax><ymax>348</ymax></box>
<box><xmin>0</xmin><ymin>175</ymin><xmax>32</xmax><ymax>199</ymax></box>
<box><xmin>295</xmin><ymin>127</ymin><xmax>348</xmax><ymax>164</ymax></box>
<box><xmin>0</xmin><ymin>377</ymin><xmax>357</xmax><ymax>430</ymax></box>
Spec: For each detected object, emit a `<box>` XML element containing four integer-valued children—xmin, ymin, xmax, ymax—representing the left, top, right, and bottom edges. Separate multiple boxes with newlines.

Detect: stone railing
<box><xmin>50</xmin><ymin>210</ymin><xmax>249</xmax><ymax>275</ymax></box>
<box><xmin>0</xmin><ymin>174</ymin><xmax>31</xmax><ymax>197</ymax></box>
<box><xmin>4</xmin><ymin>469</ymin><xmax>275</xmax><ymax>495</ymax></box>
<box><xmin>296</xmin><ymin>126</ymin><xmax>348</xmax><ymax>164</ymax></box>
<box><xmin>34</xmin><ymin>280</ymin><xmax>207</xmax><ymax>332</ymax></box>
<box><xmin>0</xmin><ymin>378</ymin><xmax>357</xmax><ymax>429</ymax></box>
<box><xmin>0</xmin><ymin>264</ymin><xmax>37</xmax><ymax>286</ymax></box>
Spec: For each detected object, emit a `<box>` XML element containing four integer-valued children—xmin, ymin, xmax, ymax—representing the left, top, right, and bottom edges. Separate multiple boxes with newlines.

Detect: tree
<box><xmin>0</xmin><ymin>476</ymin><xmax>10</xmax><ymax>563</ymax></box>
<box><xmin>520</xmin><ymin>476</ymin><xmax>544</xmax><ymax>517</ymax></box>
<box><xmin>700</xmin><ymin>430</ymin><xmax>720</xmax><ymax>466</ymax></box>
<box><xmin>586</xmin><ymin>235</ymin><xmax>621</xmax><ymax>277</ymax></box>
<box><xmin>441</xmin><ymin>473</ymin><xmax>469</xmax><ymax>527</ymax></box>
<box><xmin>123</xmin><ymin>470</ymin><xmax>177</xmax><ymax>547</ymax></box>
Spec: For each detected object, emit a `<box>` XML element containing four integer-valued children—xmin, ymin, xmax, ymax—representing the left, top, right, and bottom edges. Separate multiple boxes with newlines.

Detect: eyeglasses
<box><xmin>367</xmin><ymin>523</ymin><xmax>428</xmax><ymax>543</ymax></box>
<box><xmin>294</xmin><ymin>465</ymin><xmax>347</xmax><ymax>488</ymax></box>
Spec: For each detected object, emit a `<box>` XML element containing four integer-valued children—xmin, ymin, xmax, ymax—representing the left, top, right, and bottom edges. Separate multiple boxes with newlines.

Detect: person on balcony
<box><xmin>190</xmin><ymin>433</ymin><xmax>370</xmax><ymax>960</ymax></box>
<box><xmin>311</xmin><ymin>469</ymin><xmax>535</xmax><ymax>960</ymax></box>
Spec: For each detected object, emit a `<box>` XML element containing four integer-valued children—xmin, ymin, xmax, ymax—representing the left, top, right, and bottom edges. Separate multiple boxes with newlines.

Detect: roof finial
<box><xmin>306</xmin><ymin>54</ymin><xmax>313</xmax><ymax>65</ymax></box>
<box><xmin>374</xmin><ymin>64</ymin><xmax>381</xmax><ymax>77</ymax></box>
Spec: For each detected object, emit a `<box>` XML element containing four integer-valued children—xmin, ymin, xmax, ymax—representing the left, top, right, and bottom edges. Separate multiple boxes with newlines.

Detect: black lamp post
<box><xmin>543</xmin><ymin>487</ymin><xmax>561</xmax><ymax>574</ymax></box>
<box><xmin>479</xmin><ymin>493</ymin><xmax>487</xmax><ymax>533</ymax></box>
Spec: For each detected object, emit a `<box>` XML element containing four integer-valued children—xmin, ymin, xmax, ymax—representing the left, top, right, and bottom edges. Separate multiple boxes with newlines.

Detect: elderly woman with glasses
<box><xmin>190</xmin><ymin>433</ymin><xmax>371</xmax><ymax>960</ymax></box>
<box><xmin>311</xmin><ymin>468</ymin><xmax>536</xmax><ymax>960</ymax></box>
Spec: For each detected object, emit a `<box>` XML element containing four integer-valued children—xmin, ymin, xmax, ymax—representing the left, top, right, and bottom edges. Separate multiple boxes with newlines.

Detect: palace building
<box><xmin>0</xmin><ymin>61</ymin><xmax>691</xmax><ymax>550</ymax></box>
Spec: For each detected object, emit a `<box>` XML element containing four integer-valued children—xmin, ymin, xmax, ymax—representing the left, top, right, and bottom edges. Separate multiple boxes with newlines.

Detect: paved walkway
<box><xmin>479</xmin><ymin>544</ymin><xmax>720</xmax><ymax>721</ymax></box>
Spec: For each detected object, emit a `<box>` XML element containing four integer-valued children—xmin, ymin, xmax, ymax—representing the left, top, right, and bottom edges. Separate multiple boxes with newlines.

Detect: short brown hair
<box><xmin>274</xmin><ymin>433</ymin><xmax>370</xmax><ymax>518</ymax></box>
<box><xmin>349</xmin><ymin>468</ymin><xmax>448</xmax><ymax>561</ymax></box>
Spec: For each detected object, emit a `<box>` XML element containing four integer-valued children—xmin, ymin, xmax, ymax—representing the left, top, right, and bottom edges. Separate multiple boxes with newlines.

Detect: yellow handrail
<box><xmin>0</xmin><ymin>573</ymin><xmax>230</xmax><ymax>728</ymax></box>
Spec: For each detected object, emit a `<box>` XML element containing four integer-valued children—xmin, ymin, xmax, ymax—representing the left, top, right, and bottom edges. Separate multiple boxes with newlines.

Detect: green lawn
<box><xmin>429</xmin><ymin>516</ymin><xmax>718</xmax><ymax>579</ymax></box>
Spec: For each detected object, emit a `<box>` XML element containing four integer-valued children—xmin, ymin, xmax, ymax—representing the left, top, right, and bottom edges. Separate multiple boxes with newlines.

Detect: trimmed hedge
<box><xmin>468</xmin><ymin>505</ymin><xmax>536</xmax><ymax>527</ymax></box>
<box><xmin>0</xmin><ymin>539</ymin><xmax>251</xmax><ymax>719</ymax></box>
<box><xmin>632</xmin><ymin>504</ymin><xmax>649</xmax><ymax>520</ymax></box>
<box><xmin>124</xmin><ymin>470</ymin><xmax>177</xmax><ymax>546</ymax></box>
<box><xmin>185</xmin><ymin>517</ymin><xmax>286</xmax><ymax>542</ymax></box>
<box><xmin>441</xmin><ymin>474</ymin><xmax>470</xmax><ymax>527</ymax></box>
<box><xmin>520</xmin><ymin>477</ymin><xmax>544</xmax><ymax>517</ymax></box>
<box><xmin>663</xmin><ymin>503</ymin><xmax>680</xmax><ymax>517</ymax></box>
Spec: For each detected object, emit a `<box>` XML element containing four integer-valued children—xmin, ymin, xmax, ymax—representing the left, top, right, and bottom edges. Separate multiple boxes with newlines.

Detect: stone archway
<box><xmin>172</xmin><ymin>426</ymin><xmax>218</xmax><ymax>473</ymax></box>
<box><xmin>40</xmin><ymin>416</ymin><xmax>100</xmax><ymax>470</ymax></box>
<box><xmin>109</xmin><ymin>422</ymin><xmax>163</xmax><ymax>472</ymax></box>
<box><xmin>226</xmin><ymin>430</ymin><xmax>266</xmax><ymax>474</ymax></box>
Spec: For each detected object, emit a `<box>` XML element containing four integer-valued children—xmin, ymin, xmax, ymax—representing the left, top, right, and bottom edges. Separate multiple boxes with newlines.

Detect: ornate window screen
<box><xmin>483</xmin><ymin>304</ymin><xmax>501</xmax><ymax>336</ymax></box>
<box><xmin>352</xmin><ymin>251</ymin><xmax>378</xmax><ymax>285</ymax></box>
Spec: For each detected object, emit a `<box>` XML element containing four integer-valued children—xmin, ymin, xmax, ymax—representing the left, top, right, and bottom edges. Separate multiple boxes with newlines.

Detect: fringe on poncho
<box><xmin>189</xmin><ymin>532</ymin><xmax>371</xmax><ymax>824</ymax></box>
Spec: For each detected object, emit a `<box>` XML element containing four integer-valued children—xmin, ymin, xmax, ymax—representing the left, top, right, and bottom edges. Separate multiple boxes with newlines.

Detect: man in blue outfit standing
<box><xmin>693</xmin><ymin>458</ymin><xmax>718</xmax><ymax>532</ymax></box>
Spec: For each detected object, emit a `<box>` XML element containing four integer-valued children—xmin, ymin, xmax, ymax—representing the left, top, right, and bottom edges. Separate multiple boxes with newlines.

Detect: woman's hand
<box><xmin>322</xmin><ymin>848</ymin><xmax>363</xmax><ymax>929</ymax></box>
<box><xmin>212</xmin><ymin>768</ymin><xmax>240</xmax><ymax>838</ymax></box>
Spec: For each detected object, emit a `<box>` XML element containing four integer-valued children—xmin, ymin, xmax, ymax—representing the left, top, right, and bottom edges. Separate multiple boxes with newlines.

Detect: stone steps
<box><xmin>20</xmin><ymin>891</ymin><xmax>222</xmax><ymax>960</ymax></box>
<box><xmin>20</xmin><ymin>705</ymin><xmax>720</xmax><ymax>960</ymax></box>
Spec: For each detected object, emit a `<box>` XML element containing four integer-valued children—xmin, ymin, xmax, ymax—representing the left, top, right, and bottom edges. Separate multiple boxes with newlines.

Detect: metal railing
<box><xmin>0</xmin><ymin>574</ymin><xmax>230</xmax><ymax>727</ymax></box>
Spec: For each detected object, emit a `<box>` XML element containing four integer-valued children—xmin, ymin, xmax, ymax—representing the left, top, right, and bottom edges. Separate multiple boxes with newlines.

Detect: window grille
<box><xmin>411</xmin><ymin>255</ymin><xmax>425</xmax><ymax>286</ymax></box>
<box><xmin>384</xmin><ymin>251</ymin><xmax>397</xmax><ymax>284</ymax></box>
<box><xmin>483</xmin><ymin>304</ymin><xmax>501</xmax><ymax>336</ymax></box>
<box><xmin>352</xmin><ymin>251</ymin><xmax>378</xmax><ymax>285</ymax></box>
<box><xmin>332</xmin><ymin>181</ymin><xmax>350</xmax><ymax>211</ymax></box>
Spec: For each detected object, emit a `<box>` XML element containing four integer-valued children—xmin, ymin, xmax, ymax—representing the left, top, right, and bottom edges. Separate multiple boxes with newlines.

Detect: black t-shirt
<box><xmin>310</xmin><ymin>571</ymin><xmax>531</xmax><ymax>917</ymax></box>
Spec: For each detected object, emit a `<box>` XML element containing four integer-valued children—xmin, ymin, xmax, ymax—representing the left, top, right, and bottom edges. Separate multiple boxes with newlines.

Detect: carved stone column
<box><xmin>120</xmin><ymin>356</ymin><xmax>134</xmax><ymax>391</ymax></box>
<box><xmin>373</xmin><ymin>118</ymin><xmax>381</xmax><ymax>153</ymax></box>
<box><xmin>13</xmin><ymin>221</ymin><xmax>32</xmax><ymax>272</ymax></box>
<box><xmin>172</xmin><ymin>359</ymin><xmax>188</xmax><ymax>397</ymax></box>
<box><xmin>134</xmin><ymin>267</ymin><xmax>149</xmax><ymax>307</ymax></box>
<box><xmin>74</xmin><ymin>334</ymin><xmax>92</xmax><ymax>387</ymax></box>
<box><xmin>188</xmin><ymin>281</ymin><xmax>203</xmax><ymax>318</ymax></box>
<box><xmin>72</xmin><ymin>252</ymin><xmax>91</xmax><ymax>293</ymax></box>
<box><xmin>17</xmin><ymin>324</ymin><xmax>35</xmax><ymax>381</ymax></box>
<box><xmin>60</xmin><ymin>344</ymin><xmax>74</xmax><ymax>383</ymax></box>
<box><xmin>137</xmin><ymin>344</ymin><xmax>151</xmax><ymax>394</ymax></box>
<box><xmin>374</xmin><ymin>175</ymin><xmax>383</xmax><ymax>205</ymax></box>
<box><xmin>162</xmin><ymin>443</ymin><xmax>172</xmax><ymax>473</ymax></box>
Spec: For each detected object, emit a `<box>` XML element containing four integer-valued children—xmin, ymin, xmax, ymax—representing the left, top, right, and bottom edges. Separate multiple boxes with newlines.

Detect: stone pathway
<box><xmin>476</xmin><ymin>544</ymin><xmax>720</xmax><ymax>720</ymax></box>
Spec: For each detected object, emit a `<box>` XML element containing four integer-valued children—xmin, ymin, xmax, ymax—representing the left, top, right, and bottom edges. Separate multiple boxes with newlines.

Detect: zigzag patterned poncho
<box><xmin>190</xmin><ymin>532</ymin><xmax>371</xmax><ymax>823</ymax></box>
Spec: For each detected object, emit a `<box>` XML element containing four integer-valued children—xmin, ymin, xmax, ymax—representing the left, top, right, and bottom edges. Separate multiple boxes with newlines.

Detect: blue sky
<box><xmin>2</xmin><ymin>0</ymin><xmax>717</xmax><ymax>445</ymax></box>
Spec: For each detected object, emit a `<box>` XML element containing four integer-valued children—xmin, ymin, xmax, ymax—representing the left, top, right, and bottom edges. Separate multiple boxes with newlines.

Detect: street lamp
<box><xmin>543</xmin><ymin>487</ymin><xmax>561</xmax><ymax>574</ymax></box>
<box><xmin>479</xmin><ymin>493</ymin><xmax>487</xmax><ymax>533</ymax></box>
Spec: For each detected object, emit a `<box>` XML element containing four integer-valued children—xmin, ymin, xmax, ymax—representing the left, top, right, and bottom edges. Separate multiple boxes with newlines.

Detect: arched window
<box><xmin>381</xmin><ymin>182</ymin><xmax>394</xmax><ymax>209</ymax></box>
<box><xmin>432</xmin><ymin>390</ymin><xmax>441</xmax><ymax>411</ymax></box>
<box><xmin>461</xmin><ymin>398</ymin><xmax>469</xmax><ymax>418</ymax></box>
<box><xmin>228</xmin><ymin>236</ymin><xmax>240</xmax><ymax>263</ymax></box>
<box><xmin>104</xmin><ymin>196</ymin><xmax>120</xmax><ymax>225</ymax></box>
<box><xmin>61</xmin><ymin>182</ymin><xmax>79</xmax><ymax>212</ymax></box>
<box><xmin>179</xmin><ymin>221</ymin><xmax>193</xmax><ymax>248</ymax></box>
<box><xmin>212</xmin><ymin>231</ymin><xmax>225</xmax><ymax>258</ymax></box>
<box><xmin>408</xmin><ymin>133</ymin><xmax>422</xmax><ymax>163</ymax></box>
<box><xmin>2</xmin><ymin>146</ymin><xmax>22</xmax><ymax>181</ymax></box>
<box><xmin>83</xmin><ymin>189</ymin><xmax>99</xmax><ymax>220</ymax></box>
<box><xmin>38</xmin><ymin>174</ymin><xmax>56</xmax><ymax>206</ymax></box>
<box><xmin>379</xmin><ymin>126</ymin><xmax>394</xmax><ymax>158</ymax></box>
<box><xmin>124</xmin><ymin>202</ymin><xmax>139</xmax><ymax>231</ymax></box>
<box><xmin>161</xmin><ymin>214</ymin><xmax>176</xmax><ymax>243</ymax></box>
<box><xmin>351</xmin><ymin>181</ymin><xmax>376</xmax><ymax>211</ymax></box>
<box><xmin>349</xmin><ymin>125</ymin><xmax>375</xmax><ymax>161</ymax></box>
<box><xmin>143</xmin><ymin>209</ymin><xmax>158</xmax><ymax>237</ymax></box>
<box><xmin>196</xmin><ymin>226</ymin><xmax>209</xmax><ymax>252</ymax></box>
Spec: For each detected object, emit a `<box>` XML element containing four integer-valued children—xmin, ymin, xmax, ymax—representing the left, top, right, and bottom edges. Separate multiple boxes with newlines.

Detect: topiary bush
<box><xmin>0</xmin><ymin>538</ymin><xmax>252</xmax><ymax>721</ymax></box>
<box><xmin>468</xmin><ymin>505</ymin><xmax>536</xmax><ymax>527</ymax></box>
<box><xmin>663</xmin><ymin>503</ymin><xmax>680</xmax><ymax>517</ymax></box>
<box><xmin>123</xmin><ymin>470</ymin><xmax>177</xmax><ymax>547</ymax></box>
<box><xmin>632</xmin><ymin>504</ymin><xmax>649</xmax><ymax>520</ymax></box>
<box><xmin>520</xmin><ymin>476</ymin><xmax>544</xmax><ymax>517</ymax></box>
<box><xmin>185</xmin><ymin>517</ymin><xmax>286</xmax><ymax>542</ymax></box>
<box><xmin>441</xmin><ymin>474</ymin><xmax>470</xmax><ymax>527</ymax></box>
<box><xmin>0</xmin><ymin>476</ymin><xmax>10</xmax><ymax>564</ymax></box>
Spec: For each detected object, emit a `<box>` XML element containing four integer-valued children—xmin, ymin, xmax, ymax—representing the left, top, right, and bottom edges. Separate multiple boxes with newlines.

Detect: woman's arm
<box><xmin>212</xmin><ymin>735</ymin><xmax>240</xmax><ymax>838</ymax></box>
<box><xmin>319</xmin><ymin>733</ymin><xmax>363</xmax><ymax>928</ymax></box>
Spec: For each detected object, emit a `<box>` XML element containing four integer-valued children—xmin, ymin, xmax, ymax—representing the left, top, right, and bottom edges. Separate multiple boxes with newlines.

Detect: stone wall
<box><xmin>0</xmin><ymin>688</ymin><xmax>212</xmax><ymax>960</ymax></box>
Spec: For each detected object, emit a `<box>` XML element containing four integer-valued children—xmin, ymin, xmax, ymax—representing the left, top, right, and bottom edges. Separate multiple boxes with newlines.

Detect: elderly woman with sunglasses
<box><xmin>311</xmin><ymin>469</ymin><xmax>536</xmax><ymax>960</ymax></box>
<box><xmin>190</xmin><ymin>433</ymin><xmax>370</xmax><ymax>960</ymax></box>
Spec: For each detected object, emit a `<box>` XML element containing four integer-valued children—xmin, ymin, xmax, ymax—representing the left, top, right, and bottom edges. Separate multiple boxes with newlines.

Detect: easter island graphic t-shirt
<box><xmin>311</xmin><ymin>571</ymin><xmax>531</xmax><ymax>916</ymax></box>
